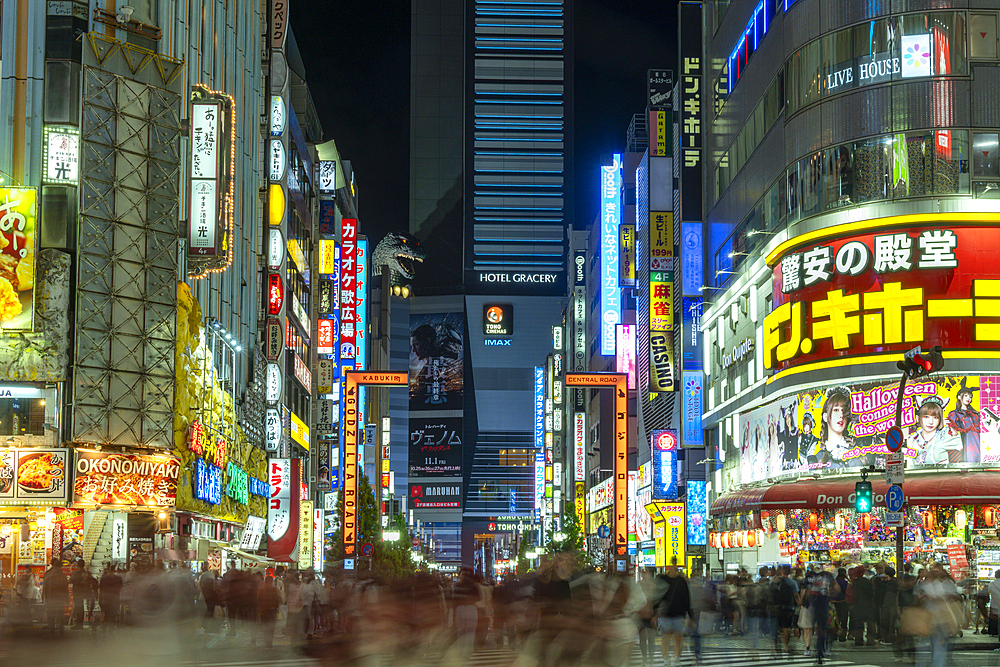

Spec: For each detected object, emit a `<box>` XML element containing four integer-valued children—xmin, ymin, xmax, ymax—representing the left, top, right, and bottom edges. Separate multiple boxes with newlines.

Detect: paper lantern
<box><xmin>835</xmin><ymin>514</ymin><xmax>845</xmax><ymax>532</ymax></box>
<box><xmin>722</xmin><ymin>533</ymin><xmax>730</xmax><ymax>549</ymax></box>
<box><xmin>955</xmin><ymin>509</ymin><xmax>967</xmax><ymax>530</ymax></box>
<box><xmin>809</xmin><ymin>512</ymin><xmax>819</xmax><ymax>531</ymax></box>
<box><xmin>860</xmin><ymin>515</ymin><xmax>872</xmax><ymax>532</ymax></box>
<box><xmin>986</xmin><ymin>507</ymin><xmax>997</xmax><ymax>528</ymax></box>
<box><xmin>757</xmin><ymin>529</ymin><xmax>766</xmax><ymax>545</ymax></box>
<box><xmin>748</xmin><ymin>531</ymin><xmax>756</xmax><ymax>548</ymax></box>
<box><xmin>776</xmin><ymin>513</ymin><xmax>786</xmax><ymax>532</ymax></box>
<box><xmin>922</xmin><ymin>511</ymin><xmax>935</xmax><ymax>532</ymax></box>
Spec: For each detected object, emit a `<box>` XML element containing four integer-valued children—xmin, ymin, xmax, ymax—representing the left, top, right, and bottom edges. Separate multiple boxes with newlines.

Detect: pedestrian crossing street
<box><xmin>163</xmin><ymin>645</ymin><xmax>882</xmax><ymax>667</ymax></box>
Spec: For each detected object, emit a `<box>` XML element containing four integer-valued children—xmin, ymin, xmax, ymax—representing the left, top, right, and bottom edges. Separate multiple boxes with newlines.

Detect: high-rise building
<box><xmin>409</xmin><ymin>0</ymin><xmax>574</xmax><ymax>568</ymax></box>
<box><xmin>701</xmin><ymin>0</ymin><xmax>1000</xmax><ymax>572</ymax></box>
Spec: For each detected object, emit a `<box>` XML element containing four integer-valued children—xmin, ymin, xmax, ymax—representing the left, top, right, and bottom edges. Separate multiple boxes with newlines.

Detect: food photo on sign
<box><xmin>0</xmin><ymin>188</ymin><xmax>37</xmax><ymax>330</ymax></box>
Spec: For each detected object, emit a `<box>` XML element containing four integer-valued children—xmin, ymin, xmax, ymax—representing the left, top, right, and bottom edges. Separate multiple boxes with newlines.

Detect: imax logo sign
<box><xmin>485</xmin><ymin>339</ymin><xmax>512</xmax><ymax>346</ymax></box>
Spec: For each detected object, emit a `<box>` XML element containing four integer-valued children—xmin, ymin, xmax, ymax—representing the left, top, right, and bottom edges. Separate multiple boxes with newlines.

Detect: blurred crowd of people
<box><xmin>1</xmin><ymin>552</ymin><xmax>986</xmax><ymax>667</ymax></box>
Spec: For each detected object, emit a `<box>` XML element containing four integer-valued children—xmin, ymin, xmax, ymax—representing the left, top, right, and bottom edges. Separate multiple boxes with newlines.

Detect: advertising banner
<box><xmin>620</xmin><ymin>224</ymin><xmax>635</xmax><ymax>287</ymax></box>
<box><xmin>0</xmin><ymin>188</ymin><xmax>37</xmax><ymax>330</ymax></box>
<box><xmin>649</xmin><ymin>330</ymin><xmax>677</xmax><ymax>392</ymax></box>
<box><xmin>601</xmin><ymin>156</ymin><xmax>622</xmax><ymax>356</ymax></box>
<box><xmin>649</xmin><ymin>212</ymin><xmax>674</xmax><ymax>271</ymax></box>
<box><xmin>679</xmin><ymin>2</ymin><xmax>703</xmax><ymax>224</ymax></box>
<box><xmin>683</xmin><ymin>372</ymin><xmax>703</xmax><ymax>447</ymax></box>
<box><xmin>409</xmin><ymin>481</ymin><xmax>461</xmax><ymax>509</ymax></box>
<box><xmin>74</xmin><ymin>452</ymin><xmax>179</xmax><ymax>506</ymax></box>
<box><xmin>654</xmin><ymin>502</ymin><xmax>686</xmax><ymax>567</ymax></box>
<box><xmin>651</xmin><ymin>430</ymin><xmax>679</xmax><ymax>500</ymax></box>
<box><xmin>409</xmin><ymin>417</ymin><xmax>463</xmax><ymax>477</ymax></box>
<box><xmin>267</xmin><ymin>458</ymin><xmax>300</xmax><ymax>562</ymax></box>
<box><xmin>739</xmin><ymin>374</ymin><xmax>997</xmax><ymax>485</ymax></box>
<box><xmin>682</xmin><ymin>297</ymin><xmax>702</xmax><ymax>370</ymax></box>
<box><xmin>574</xmin><ymin>412</ymin><xmax>585</xmax><ymax>482</ymax></box>
<box><xmin>766</xmin><ymin>222</ymin><xmax>1000</xmax><ymax>376</ymax></box>
<box><xmin>616</xmin><ymin>324</ymin><xmax>637</xmax><ymax>390</ymax></box>
<box><xmin>0</xmin><ymin>449</ymin><xmax>69</xmax><ymax>503</ymax></box>
<box><xmin>128</xmin><ymin>513</ymin><xmax>155</xmax><ymax>569</ymax></box>
<box><xmin>409</xmin><ymin>312</ymin><xmax>464</xmax><ymax>410</ymax></box>
<box><xmin>298</xmin><ymin>500</ymin><xmax>313</xmax><ymax>570</ymax></box>
<box><xmin>686</xmin><ymin>480</ymin><xmax>707</xmax><ymax>546</ymax></box>
<box><xmin>339</xmin><ymin>218</ymin><xmax>358</xmax><ymax>360</ymax></box>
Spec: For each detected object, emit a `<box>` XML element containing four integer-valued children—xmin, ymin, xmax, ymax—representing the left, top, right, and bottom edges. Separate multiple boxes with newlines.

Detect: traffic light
<box><xmin>896</xmin><ymin>345</ymin><xmax>945</xmax><ymax>379</ymax></box>
<box><xmin>924</xmin><ymin>345</ymin><xmax>945</xmax><ymax>373</ymax></box>
<box><xmin>855</xmin><ymin>481</ymin><xmax>873</xmax><ymax>513</ymax></box>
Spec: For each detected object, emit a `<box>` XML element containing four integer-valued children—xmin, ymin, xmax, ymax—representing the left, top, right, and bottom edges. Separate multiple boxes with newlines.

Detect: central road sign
<box><xmin>885</xmin><ymin>426</ymin><xmax>904</xmax><ymax>453</ymax></box>
<box><xmin>886</xmin><ymin>484</ymin><xmax>905</xmax><ymax>512</ymax></box>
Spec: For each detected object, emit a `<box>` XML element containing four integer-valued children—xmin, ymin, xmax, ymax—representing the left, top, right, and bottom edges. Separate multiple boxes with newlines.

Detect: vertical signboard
<box><xmin>340</xmin><ymin>218</ymin><xmax>358</xmax><ymax>361</ymax></box>
<box><xmin>267</xmin><ymin>458</ymin><xmax>300</xmax><ymax>561</ymax></box>
<box><xmin>534</xmin><ymin>366</ymin><xmax>545</xmax><ymax>449</ymax></box>
<box><xmin>649</xmin><ymin>209</ymin><xmax>677</xmax><ymax>392</ymax></box>
<box><xmin>648</xmin><ymin>69</ymin><xmax>674</xmax><ymax>110</ymax></box>
<box><xmin>679</xmin><ymin>2</ymin><xmax>703</xmax><ymax>223</ymax></box>
<box><xmin>566</xmin><ymin>374</ymin><xmax>629</xmax><ymax>562</ymax></box>
<box><xmin>534</xmin><ymin>452</ymin><xmax>545</xmax><ymax>521</ymax></box>
<box><xmin>574</xmin><ymin>412</ymin><xmax>585</xmax><ymax>482</ymax></box>
<box><xmin>298</xmin><ymin>500</ymin><xmax>314</xmax><ymax>570</ymax></box>
<box><xmin>682</xmin><ymin>371</ymin><xmax>703</xmax><ymax>447</ymax></box>
<box><xmin>601</xmin><ymin>155</ymin><xmax>622</xmax><ymax>356</ymax></box>
<box><xmin>654</xmin><ymin>502</ymin><xmax>686</xmax><ymax>567</ymax></box>
<box><xmin>686</xmin><ymin>480</ymin><xmax>707</xmax><ymax>546</ymax></box>
<box><xmin>619</xmin><ymin>224</ymin><xmax>635</xmax><ymax>287</ymax></box>
<box><xmin>189</xmin><ymin>97</ymin><xmax>220</xmax><ymax>256</ymax></box>
<box><xmin>0</xmin><ymin>188</ymin><xmax>37</xmax><ymax>330</ymax></box>
<box><xmin>651</xmin><ymin>430</ymin><xmax>679</xmax><ymax>500</ymax></box>
<box><xmin>616</xmin><ymin>324</ymin><xmax>637</xmax><ymax>390</ymax></box>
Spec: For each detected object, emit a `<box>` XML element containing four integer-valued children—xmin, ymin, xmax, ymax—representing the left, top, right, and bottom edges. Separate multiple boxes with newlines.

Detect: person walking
<box><xmin>98</xmin><ymin>563</ymin><xmax>123</xmax><ymax>631</ymax></box>
<box><xmin>636</xmin><ymin>567</ymin><xmax>658</xmax><ymax>664</ymax></box>
<box><xmin>771</xmin><ymin>565</ymin><xmax>799</xmax><ymax>657</ymax></box>
<box><xmin>258</xmin><ymin>575</ymin><xmax>282</xmax><ymax>649</ymax></box>
<box><xmin>68</xmin><ymin>559</ymin><xmax>91</xmax><ymax>628</ymax></box>
<box><xmin>42</xmin><ymin>557</ymin><xmax>69</xmax><ymax>635</ymax></box>
<box><xmin>797</xmin><ymin>569</ymin><xmax>817</xmax><ymax>657</ymax></box>
<box><xmin>806</xmin><ymin>565</ymin><xmax>840</xmax><ymax>663</ymax></box>
<box><xmin>654</xmin><ymin>557</ymin><xmax>693</xmax><ymax>667</ymax></box>
<box><xmin>881</xmin><ymin>566</ymin><xmax>899</xmax><ymax>645</ymax></box>
<box><xmin>849</xmin><ymin>566</ymin><xmax>876</xmax><ymax>646</ymax></box>
<box><xmin>989</xmin><ymin>569</ymin><xmax>1000</xmax><ymax>646</ymax></box>
<box><xmin>198</xmin><ymin>563</ymin><xmax>220</xmax><ymax>631</ymax></box>
<box><xmin>832</xmin><ymin>567</ymin><xmax>849</xmax><ymax>642</ymax></box>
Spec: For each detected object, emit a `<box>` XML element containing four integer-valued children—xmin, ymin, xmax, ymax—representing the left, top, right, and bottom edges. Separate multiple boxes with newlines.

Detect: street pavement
<box><xmin>3</xmin><ymin>623</ymin><xmax>1000</xmax><ymax>667</ymax></box>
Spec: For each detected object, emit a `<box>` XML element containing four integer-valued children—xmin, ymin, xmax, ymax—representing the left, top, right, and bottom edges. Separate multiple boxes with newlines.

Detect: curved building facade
<box><xmin>702</xmin><ymin>1</ymin><xmax>1000</xmax><ymax>577</ymax></box>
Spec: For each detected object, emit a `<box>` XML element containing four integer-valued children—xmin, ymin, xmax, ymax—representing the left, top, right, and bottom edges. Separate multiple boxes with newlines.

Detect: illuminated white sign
<box><xmin>190</xmin><ymin>101</ymin><xmax>221</xmax><ymax>254</ymax></box>
<box><xmin>265</xmin><ymin>363</ymin><xmax>282</xmax><ymax>403</ymax></box>
<box><xmin>265</xmin><ymin>408</ymin><xmax>281</xmax><ymax>451</ymax></box>
<box><xmin>269</xmin><ymin>139</ymin><xmax>286</xmax><ymax>181</ymax></box>
<box><xmin>901</xmin><ymin>34</ymin><xmax>931</xmax><ymax>78</ymax></box>
<box><xmin>0</xmin><ymin>386</ymin><xmax>45</xmax><ymax>399</ymax></box>
<box><xmin>318</xmin><ymin>161</ymin><xmax>337</xmax><ymax>192</ymax></box>
<box><xmin>574</xmin><ymin>412</ymin><xmax>585</xmax><ymax>482</ymax></box>
<box><xmin>43</xmin><ymin>126</ymin><xmax>80</xmax><ymax>184</ymax></box>
<box><xmin>268</xmin><ymin>228</ymin><xmax>283</xmax><ymax>270</ymax></box>
<box><xmin>270</xmin><ymin>95</ymin><xmax>286</xmax><ymax>136</ymax></box>
<box><xmin>552</xmin><ymin>326</ymin><xmax>563</xmax><ymax>350</ymax></box>
<box><xmin>601</xmin><ymin>155</ymin><xmax>622</xmax><ymax>355</ymax></box>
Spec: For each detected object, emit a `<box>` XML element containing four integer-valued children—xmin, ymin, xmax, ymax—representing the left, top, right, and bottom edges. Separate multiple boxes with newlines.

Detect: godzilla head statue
<box><xmin>372</xmin><ymin>231</ymin><xmax>426</xmax><ymax>288</ymax></box>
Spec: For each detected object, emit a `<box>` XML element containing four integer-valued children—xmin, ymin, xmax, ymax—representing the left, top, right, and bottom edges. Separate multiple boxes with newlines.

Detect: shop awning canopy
<box><xmin>710</xmin><ymin>471</ymin><xmax>1000</xmax><ymax>515</ymax></box>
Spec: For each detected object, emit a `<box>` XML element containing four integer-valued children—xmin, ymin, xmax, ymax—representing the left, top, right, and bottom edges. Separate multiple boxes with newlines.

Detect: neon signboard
<box><xmin>601</xmin><ymin>155</ymin><xmax>622</xmax><ymax>356</ymax></box>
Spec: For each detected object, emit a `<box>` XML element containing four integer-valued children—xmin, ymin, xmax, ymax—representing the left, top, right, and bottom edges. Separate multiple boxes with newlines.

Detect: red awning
<box><xmin>711</xmin><ymin>471</ymin><xmax>1000</xmax><ymax>515</ymax></box>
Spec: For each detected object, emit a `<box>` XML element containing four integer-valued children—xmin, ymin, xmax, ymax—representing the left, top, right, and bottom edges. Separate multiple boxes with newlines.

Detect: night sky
<box><xmin>291</xmin><ymin>0</ymin><xmax>678</xmax><ymax>245</ymax></box>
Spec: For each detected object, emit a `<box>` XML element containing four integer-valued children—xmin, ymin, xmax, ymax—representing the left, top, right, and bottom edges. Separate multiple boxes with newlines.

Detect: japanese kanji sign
<box><xmin>340</xmin><ymin>218</ymin><xmax>358</xmax><ymax>360</ymax></box>
<box><xmin>267</xmin><ymin>457</ymin><xmax>299</xmax><ymax>562</ymax></box>
<box><xmin>565</xmin><ymin>374</ymin><xmax>629</xmax><ymax>559</ymax></box>
<box><xmin>343</xmin><ymin>372</ymin><xmax>408</xmax><ymax>556</ymax></box>
<box><xmin>409</xmin><ymin>417</ymin><xmax>463</xmax><ymax>477</ymax></box>
<box><xmin>766</xmin><ymin>221</ymin><xmax>998</xmax><ymax>375</ymax></box>
<box><xmin>74</xmin><ymin>451</ymin><xmax>179</xmax><ymax>507</ymax></box>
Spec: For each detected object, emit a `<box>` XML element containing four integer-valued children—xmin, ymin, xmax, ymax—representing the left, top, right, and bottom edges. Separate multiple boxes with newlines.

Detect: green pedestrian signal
<box><xmin>855</xmin><ymin>481</ymin><xmax>873</xmax><ymax>513</ymax></box>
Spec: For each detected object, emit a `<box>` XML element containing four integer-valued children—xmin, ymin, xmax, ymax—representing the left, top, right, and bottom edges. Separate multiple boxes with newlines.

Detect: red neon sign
<box><xmin>268</xmin><ymin>273</ymin><xmax>283</xmax><ymax>315</ymax></box>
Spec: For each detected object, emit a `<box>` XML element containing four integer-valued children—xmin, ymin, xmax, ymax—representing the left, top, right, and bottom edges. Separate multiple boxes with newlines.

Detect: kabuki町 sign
<box><xmin>765</xmin><ymin>220</ymin><xmax>1000</xmax><ymax>375</ymax></box>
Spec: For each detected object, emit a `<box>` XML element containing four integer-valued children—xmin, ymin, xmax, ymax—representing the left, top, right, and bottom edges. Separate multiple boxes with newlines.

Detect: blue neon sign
<box><xmin>651</xmin><ymin>429</ymin><xmax>678</xmax><ymax>501</ymax></box>
<box><xmin>600</xmin><ymin>154</ymin><xmax>622</xmax><ymax>356</ymax></box>
<box><xmin>534</xmin><ymin>366</ymin><xmax>545</xmax><ymax>449</ymax></box>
